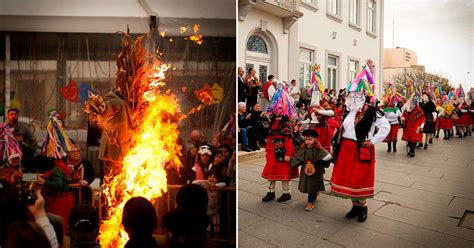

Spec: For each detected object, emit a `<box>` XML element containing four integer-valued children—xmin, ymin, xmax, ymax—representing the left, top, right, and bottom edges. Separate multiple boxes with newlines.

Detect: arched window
<box><xmin>246</xmin><ymin>35</ymin><xmax>268</xmax><ymax>54</ymax></box>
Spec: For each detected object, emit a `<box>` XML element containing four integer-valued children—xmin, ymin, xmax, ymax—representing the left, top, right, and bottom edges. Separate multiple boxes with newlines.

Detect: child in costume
<box><xmin>291</xmin><ymin>129</ymin><xmax>332</xmax><ymax>211</ymax></box>
<box><xmin>418</xmin><ymin>93</ymin><xmax>437</xmax><ymax>149</ymax></box>
<box><xmin>439</xmin><ymin>97</ymin><xmax>455</xmax><ymax>139</ymax></box>
<box><xmin>401</xmin><ymin>94</ymin><xmax>426</xmax><ymax>157</ymax></box>
<box><xmin>330</xmin><ymin>60</ymin><xmax>390</xmax><ymax>222</ymax></box>
<box><xmin>261</xmin><ymin>86</ymin><xmax>299</xmax><ymax>203</ymax></box>
<box><xmin>38</xmin><ymin>111</ymin><xmax>75</xmax><ymax>234</ymax></box>
<box><xmin>382</xmin><ymin>85</ymin><xmax>402</xmax><ymax>152</ymax></box>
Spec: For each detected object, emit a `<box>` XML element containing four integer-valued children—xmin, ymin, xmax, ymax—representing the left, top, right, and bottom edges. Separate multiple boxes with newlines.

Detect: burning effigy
<box><xmin>83</xmin><ymin>31</ymin><xmax>186</xmax><ymax>247</ymax></box>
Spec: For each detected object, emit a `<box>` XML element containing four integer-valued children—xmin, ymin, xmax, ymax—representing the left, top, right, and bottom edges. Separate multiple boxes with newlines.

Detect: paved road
<box><xmin>238</xmin><ymin>133</ymin><xmax>474</xmax><ymax>247</ymax></box>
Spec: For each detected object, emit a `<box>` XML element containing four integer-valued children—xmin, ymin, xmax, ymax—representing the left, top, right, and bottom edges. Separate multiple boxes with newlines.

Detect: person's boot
<box><xmin>429</xmin><ymin>138</ymin><xmax>433</xmax><ymax>144</ymax></box>
<box><xmin>345</xmin><ymin>205</ymin><xmax>360</xmax><ymax>219</ymax></box>
<box><xmin>358</xmin><ymin>206</ymin><xmax>368</xmax><ymax>222</ymax></box>
<box><xmin>463</xmin><ymin>131</ymin><xmax>468</xmax><ymax>138</ymax></box>
<box><xmin>393</xmin><ymin>141</ymin><xmax>397</xmax><ymax>153</ymax></box>
<box><xmin>262</xmin><ymin>192</ymin><xmax>275</xmax><ymax>202</ymax></box>
<box><xmin>443</xmin><ymin>130</ymin><xmax>448</xmax><ymax>140</ymax></box>
<box><xmin>434</xmin><ymin>131</ymin><xmax>439</xmax><ymax>138</ymax></box>
<box><xmin>277</xmin><ymin>193</ymin><xmax>292</xmax><ymax>202</ymax></box>
<box><xmin>416</xmin><ymin>143</ymin><xmax>423</xmax><ymax>148</ymax></box>
<box><xmin>387</xmin><ymin>143</ymin><xmax>391</xmax><ymax>152</ymax></box>
<box><xmin>424</xmin><ymin>143</ymin><xmax>428</xmax><ymax>150</ymax></box>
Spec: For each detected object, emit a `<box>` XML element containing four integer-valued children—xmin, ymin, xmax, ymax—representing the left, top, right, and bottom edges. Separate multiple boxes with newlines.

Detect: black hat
<box><xmin>302</xmin><ymin>129</ymin><xmax>319</xmax><ymax>138</ymax></box>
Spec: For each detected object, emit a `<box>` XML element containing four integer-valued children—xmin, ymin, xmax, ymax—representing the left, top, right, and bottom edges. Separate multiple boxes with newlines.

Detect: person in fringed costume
<box><xmin>307</xmin><ymin>65</ymin><xmax>335</xmax><ymax>153</ymax></box>
<box><xmin>439</xmin><ymin>95</ymin><xmax>455</xmax><ymax>139</ymax></box>
<box><xmin>401</xmin><ymin>90</ymin><xmax>426</xmax><ymax>157</ymax></box>
<box><xmin>453</xmin><ymin>85</ymin><xmax>470</xmax><ymax>138</ymax></box>
<box><xmin>261</xmin><ymin>85</ymin><xmax>299</xmax><ymax>203</ymax></box>
<box><xmin>0</xmin><ymin>123</ymin><xmax>23</xmax><ymax>187</ymax></box>
<box><xmin>418</xmin><ymin>93</ymin><xmax>437</xmax><ymax>149</ymax></box>
<box><xmin>38</xmin><ymin>111</ymin><xmax>75</xmax><ymax>234</ymax></box>
<box><xmin>330</xmin><ymin>60</ymin><xmax>390</xmax><ymax>222</ymax></box>
<box><xmin>382</xmin><ymin>84</ymin><xmax>402</xmax><ymax>152</ymax></box>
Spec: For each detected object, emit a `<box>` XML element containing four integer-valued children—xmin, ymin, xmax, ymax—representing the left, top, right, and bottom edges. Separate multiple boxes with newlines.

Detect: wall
<box><xmin>297</xmin><ymin>0</ymin><xmax>383</xmax><ymax>94</ymax></box>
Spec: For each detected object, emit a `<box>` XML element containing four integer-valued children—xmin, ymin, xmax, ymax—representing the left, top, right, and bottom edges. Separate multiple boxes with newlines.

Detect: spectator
<box><xmin>185</xmin><ymin>129</ymin><xmax>205</xmax><ymax>173</ymax></box>
<box><xmin>244</xmin><ymin>68</ymin><xmax>261</xmax><ymax>112</ymax></box>
<box><xmin>289</xmin><ymin>79</ymin><xmax>300</xmax><ymax>103</ymax></box>
<box><xmin>66</xmin><ymin>145</ymin><xmax>95</xmax><ymax>204</ymax></box>
<box><xmin>188</xmin><ymin>145</ymin><xmax>214</xmax><ymax>182</ymax></box>
<box><xmin>69</xmin><ymin>204</ymin><xmax>100</xmax><ymax>248</ymax></box>
<box><xmin>5</xmin><ymin>108</ymin><xmax>38</xmax><ymax>156</ymax></box>
<box><xmin>122</xmin><ymin>197</ymin><xmax>159</xmax><ymax>248</ymax></box>
<box><xmin>237</xmin><ymin>102</ymin><xmax>258</xmax><ymax>152</ymax></box>
<box><xmin>6</xmin><ymin>221</ymin><xmax>52</xmax><ymax>248</ymax></box>
<box><xmin>212</xmin><ymin>144</ymin><xmax>233</xmax><ymax>184</ymax></box>
<box><xmin>300</xmin><ymin>84</ymin><xmax>311</xmax><ymax>109</ymax></box>
<box><xmin>162</xmin><ymin>184</ymin><xmax>211</xmax><ymax>248</ymax></box>
<box><xmin>237</xmin><ymin>67</ymin><xmax>246</xmax><ymax>103</ymax></box>
<box><xmin>267</xmin><ymin>79</ymin><xmax>279</xmax><ymax>101</ymax></box>
<box><xmin>249</xmin><ymin>103</ymin><xmax>269</xmax><ymax>147</ymax></box>
<box><xmin>263</xmin><ymin>75</ymin><xmax>275</xmax><ymax>101</ymax></box>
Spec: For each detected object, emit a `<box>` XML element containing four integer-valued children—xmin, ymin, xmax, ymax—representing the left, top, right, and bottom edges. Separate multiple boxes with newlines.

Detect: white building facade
<box><xmin>239</xmin><ymin>0</ymin><xmax>384</xmax><ymax>96</ymax></box>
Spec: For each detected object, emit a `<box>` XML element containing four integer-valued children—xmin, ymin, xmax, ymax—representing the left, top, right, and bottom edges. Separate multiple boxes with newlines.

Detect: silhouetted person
<box><xmin>122</xmin><ymin>197</ymin><xmax>159</xmax><ymax>248</ymax></box>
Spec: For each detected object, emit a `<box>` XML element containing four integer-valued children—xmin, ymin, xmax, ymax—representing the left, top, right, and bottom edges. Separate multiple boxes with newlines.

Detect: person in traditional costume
<box><xmin>434</xmin><ymin>100</ymin><xmax>444</xmax><ymax>138</ymax></box>
<box><xmin>382</xmin><ymin>84</ymin><xmax>403</xmax><ymax>152</ymax></box>
<box><xmin>401</xmin><ymin>92</ymin><xmax>426</xmax><ymax>157</ymax></box>
<box><xmin>38</xmin><ymin>111</ymin><xmax>75</xmax><ymax>234</ymax></box>
<box><xmin>453</xmin><ymin>85</ymin><xmax>470</xmax><ymax>138</ymax></box>
<box><xmin>330</xmin><ymin>60</ymin><xmax>390</xmax><ymax>222</ymax></box>
<box><xmin>309</xmin><ymin>101</ymin><xmax>335</xmax><ymax>153</ymax></box>
<box><xmin>261</xmin><ymin>85</ymin><xmax>299</xmax><ymax>203</ymax></box>
<box><xmin>0</xmin><ymin>124</ymin><xmax>23</xmax><ymax>188</ymax></box>
<box><xmin>291</xmin><ymin>129</ymin><xmax>332</xmax><ymax>211</ymax></box>
<box><xmin>439</xmin><ymin>96</ymin><xmax>455</xmax><ymax>139</ymax></box>
<box><xmin>418</xmin><ymin>93</ymin><xmax>437</xmax><ymax>149</ymax></box>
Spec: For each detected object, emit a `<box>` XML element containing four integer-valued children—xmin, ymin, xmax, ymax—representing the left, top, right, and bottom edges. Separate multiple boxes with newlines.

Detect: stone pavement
<box><xmin>238</xmin><ymin>133</ymin><xmax>474</xmax><ymax>247</ymax></box>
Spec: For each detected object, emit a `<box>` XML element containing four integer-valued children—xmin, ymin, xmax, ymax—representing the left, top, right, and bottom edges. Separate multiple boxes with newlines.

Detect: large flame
<box><xmin>98</xmin><ymin>63</ymin><xmax>182</xmax><ymax>247</ymax></box>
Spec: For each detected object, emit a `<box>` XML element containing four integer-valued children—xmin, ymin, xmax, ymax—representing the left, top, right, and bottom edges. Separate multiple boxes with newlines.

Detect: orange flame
<box><xmin>98</xmin><ymin>63</ymin><xmax>182</xmax><ymax>247</ymax></box>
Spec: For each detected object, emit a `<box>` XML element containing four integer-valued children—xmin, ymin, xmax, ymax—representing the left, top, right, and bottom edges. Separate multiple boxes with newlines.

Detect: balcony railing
<box><xmin>273</xmin><ymin>0</ymin><xmax>300</xmax><ymax>12</ymax></box>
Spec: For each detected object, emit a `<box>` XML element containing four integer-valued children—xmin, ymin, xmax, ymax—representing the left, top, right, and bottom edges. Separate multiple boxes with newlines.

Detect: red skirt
<box><xmin>314</xmin><ymin>126</ymin><xmax>332</xmax><ymax>153</ymax></box>
<box><xmin>456</xmin><ymin>114</ymin><xmax>470</xmax><ymax>127</ymax></box>
<box><xmin>439</xmin><ymin>117</ymin><xmax>454</xmax><ymax>129</ymax></box>
<box><xmin>330</xmin><ymin>139</ymin><xmax>375</xmax><ymax>199</ymax></box>
<box><xmin>261</xmin><ymin>135</ymin><xmax>299</xmax><ymax>181</ymax></box>
<box><xmin>45</xmin><ymin>192</ymin><xmax>74</xmax><ymax>233</ymax></box>
<box><xmin>383</xmin><ymin>124</ymin><xmax>399</xmax><ymax>142</ymax></box>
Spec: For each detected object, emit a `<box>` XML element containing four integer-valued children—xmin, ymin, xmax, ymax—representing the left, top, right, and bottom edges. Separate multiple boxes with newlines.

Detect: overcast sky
<box><xmin>384</xmin><ymin>0</ymin><xmax>474</xmax><ymax>90</ymax></box>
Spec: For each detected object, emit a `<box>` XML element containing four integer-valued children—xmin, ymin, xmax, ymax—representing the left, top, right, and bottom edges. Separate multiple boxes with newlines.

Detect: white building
<box><xmin>239</xmin><ymin>0</ymin><xmax>384</xmax><ymax>96</ymax></box>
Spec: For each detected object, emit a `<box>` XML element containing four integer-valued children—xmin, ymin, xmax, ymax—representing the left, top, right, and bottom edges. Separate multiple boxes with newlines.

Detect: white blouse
<box><xmin>342</xmin><ymin>110</ymin><xmax>390</xmax><ymax>144</ymax></box>
<box><xmin>384</xmin><ymin>110</ymin><xmax>402</xmax><ymax>125</ymax></box>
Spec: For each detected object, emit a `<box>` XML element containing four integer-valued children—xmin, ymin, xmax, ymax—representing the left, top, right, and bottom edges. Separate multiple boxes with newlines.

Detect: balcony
<box><xmin>239</xmin><ymin>0</ymin><xmax>303</xmax><ymax>33</ymax></box>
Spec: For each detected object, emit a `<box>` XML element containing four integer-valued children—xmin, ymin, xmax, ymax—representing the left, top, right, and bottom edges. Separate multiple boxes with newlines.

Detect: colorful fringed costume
<box><xmin>40</xmin><ymin>111</ymin><xmax>74</xmax><ymax>234</ymax></box>
<box><xmin>0</xmin><ymin>124</ymin><xmax>22</xmax><ymax>187</ymax></box>
<box><xmin>261</xmin><ymin>86</ymin><xmax>298</xmax><ymax>203</ymax></box>
<box><xmin>330</xmin><ymin>60</ymin><xmax>390</xmax><ymax>222</ymax></box>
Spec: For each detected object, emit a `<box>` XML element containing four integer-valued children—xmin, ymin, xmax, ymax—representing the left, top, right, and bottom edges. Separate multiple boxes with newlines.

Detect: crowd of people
<box><xmin>0</xmin><ymin>105</ymin><xmax>236</xmax><ymax>247</ymax></box>
<box><xmin>238</xmin><ymin>60</ymin><xmax>473</xmax><ymax>222</ymax></box>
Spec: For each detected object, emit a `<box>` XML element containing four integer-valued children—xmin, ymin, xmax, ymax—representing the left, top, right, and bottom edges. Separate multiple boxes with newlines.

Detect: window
<box><xmin>327</xmin><ymin>55</ymin><xmax>338</xmax><ymax>90</ymax></box>
<box><xmin>328</xmin><ymin>0</ymin><xmax>339</xmax><ymax>15</ymax></box>
<box><xmin>349</xmin><ymin>0</ymin><xmax>359</xmax><ymax>25</ymax></box>
<box><xmin>259</xmin><ymin>65</ymin><xmax>268</xmax><ymax>84</ymax></box>
<box><xmin>367</xmin><ymin>0</ymin><xmax>376</xmax><ymax>33</ymax></box>
<box><xmin>349</xmin><ymin>59</ymin><xmax>359</xmax><ymax>81</ymax></box>
<box><xmin>247</xmin><ymin>35</ymin><xmax>268</xmax><ymax>54</ymax></box>
<box><xmin>303</xmin><ymin>0</ymin><xmax>317</xmax><ymax>4</ymax></box>
<box><xmin>299</xmin><ymin>48</ymin><xmax>314</xmax><ymax>88</ymax></box>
